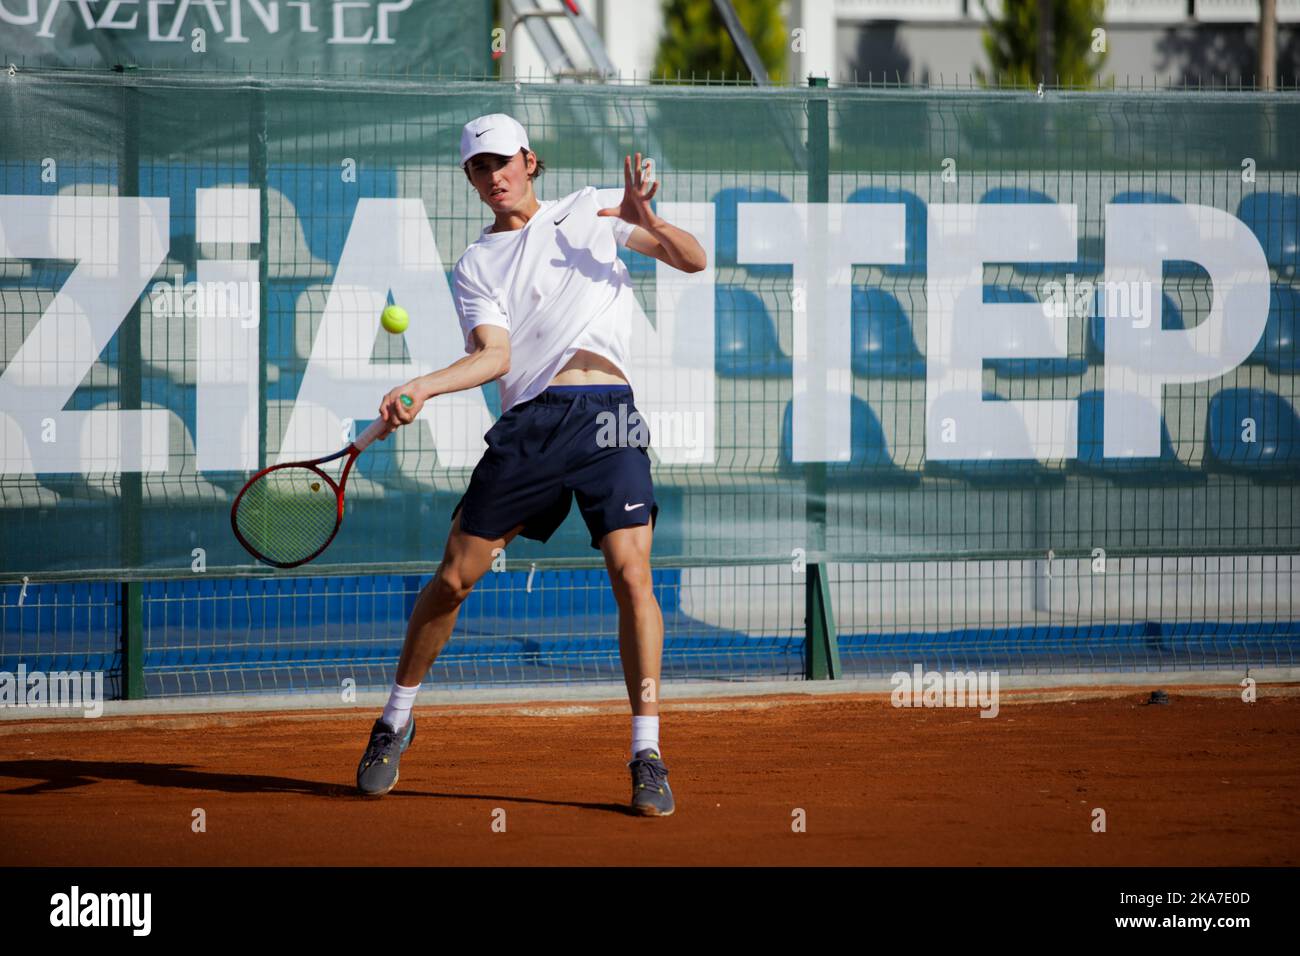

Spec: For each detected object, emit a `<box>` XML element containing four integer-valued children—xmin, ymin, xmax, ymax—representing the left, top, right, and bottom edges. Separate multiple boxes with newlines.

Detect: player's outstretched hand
<box><xmin>597</xmin><ymin>152</ymin><xmax>659</xmax><ymax>229</ymax></box>
<box><xmin>377</xmin><ymin>384</ymin><xmax>424</xmax><ymax>438</ymax></box>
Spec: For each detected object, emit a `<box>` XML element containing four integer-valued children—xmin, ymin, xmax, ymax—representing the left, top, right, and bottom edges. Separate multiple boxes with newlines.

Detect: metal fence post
<box><xmin>120</xmin><ymin>582</ymin><xmax>145</xmax><ymax>699</ymax></box>
<box><xmin>806</xmin><ymin>562</ymin><xmax>841</xmax><ymax>680</ymax></box>
<box><xmin>119</xmin><ymin>76</ymin><xmax>145</xmax><ymax>699</ymax></box>
<box><xmin>250</xmin><ymin>87</ymin><xmax>269</xmax><ymax>471</ymax></box>
<box><xmin>803</xmin><ymin>76</ymin><xmax>839</xmax><ymax>679</ymax></box>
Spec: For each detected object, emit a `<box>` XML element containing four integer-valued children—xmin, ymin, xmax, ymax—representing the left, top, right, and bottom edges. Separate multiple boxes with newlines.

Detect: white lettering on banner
<box><xmin>226</xmin><ymin>0</ymin><xmax>278</xmax><ymax>43</ymax></box>
<box><xmin>176</xmin><ymin>0</ymin><xmax>225</xmax><ymax>34</ymax></box>
<box><xmin>15</xmin><ymin>0</ymin><xmax>411</xmax><ymax>44</ymax></box>
<box><xmin>0</xmin><ymin>196</ymin><xmax>170</xmax><ymax>473</ymax></box>
<box><xmin>739</xmin><ymin>203</ymin><xmax>906</xmax><ymax>463</ymax></box>
<box><xmin>147</xmin><ymin>0</ymin><xmax>186</xmax><ymax>42</ymax></box>
<box><xmin>287</xmin><ymin>0</ymin><xmax>318</xmax><ymax>33</ymax></box>
<box><xmin>0</xmin><ymin>196</ymin><xmax>1279</xmax><ymax>473</ymax></box>
<box><xmin>284</xmin><ymin>197</ymin><xmax>492</xmax><ymax>468</ymax></box>
<box><xmin>36</xmin><ymin>0</ymin><xmax>97</xmax><ymax>38</ymax></box>
<box><xmin>0</xmin><ymin>1</ymin><xmax>39</xmax><ymax>27</ymax></box>
<box><xmin>374</xmin><ymin>0</ymin><xmax>410</xmax><ymax>44</ymax></box>
<box><xmin>630</xmin><ymin>200</ymin><xmax>717</xmax><ymax>465</ymax></box>
<box><xmin>330</xmin><ymin>0</ymin><xmax>372</xmax><ymax>44</ymax></box>
<box><xmin>194</xmin><ymin>187</ymin><xmax>261</xmax><ymax>471</ymax></box>
<box><xmin>926</xmin><ymin>203</ymin><xmax>1079</xmax><ymax>461</ymax></box>
<box><xmin>97</xmin><ymin>0</ymin><xmax>140</xmax><ymax>30</ymax></box>
<box><xmin>1103</xmin><ymin>203</ymin><xmax>1269</xmax><ymax>457</ymax></box>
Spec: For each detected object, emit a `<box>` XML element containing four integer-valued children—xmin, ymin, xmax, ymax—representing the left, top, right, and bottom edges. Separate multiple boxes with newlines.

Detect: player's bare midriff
<box><xmin>548</xmin><ymin>348</ymin><xmax>629</xmax><ymax>387</ymax></box>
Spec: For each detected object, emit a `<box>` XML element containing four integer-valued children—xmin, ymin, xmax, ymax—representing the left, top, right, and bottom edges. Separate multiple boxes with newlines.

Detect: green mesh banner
<box><xmin>1</xmin><ymin>70</ymin><xmax>1298</xmax><ymax>601</ymax></box>
<box><xmin>0</xmin><ymin>0</ymin><xmax>491</xmax><ymax>75</ymax></box>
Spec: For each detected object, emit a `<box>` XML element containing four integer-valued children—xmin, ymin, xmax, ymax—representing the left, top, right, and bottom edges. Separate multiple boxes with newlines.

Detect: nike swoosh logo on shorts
<box><xmin>624</xmin><ymin>502</ymin><xmax>645</xmax><ymax>511</ymax></box>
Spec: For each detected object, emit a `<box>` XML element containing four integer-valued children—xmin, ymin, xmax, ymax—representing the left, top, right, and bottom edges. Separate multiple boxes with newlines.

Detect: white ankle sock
<box><xmin>381</xmin><ymin>682</ymin><xmax>420</xmax><ymax>732</ymax></box>
<box><xmin>632</xmin><ymin>715</ymin><xmax>660</xmax><ymax>757</ymax></box>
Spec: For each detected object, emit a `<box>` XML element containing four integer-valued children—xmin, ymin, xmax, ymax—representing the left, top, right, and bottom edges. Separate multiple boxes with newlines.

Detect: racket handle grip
<box><xmin>356</xmin><ymin>395</ymin><xmax>414</xmax><ymax>451</ymax></box>
<box><xmin>353</xmin><ymin>417</ymin><xmax>392</xmax><ymax>452</ymax></box>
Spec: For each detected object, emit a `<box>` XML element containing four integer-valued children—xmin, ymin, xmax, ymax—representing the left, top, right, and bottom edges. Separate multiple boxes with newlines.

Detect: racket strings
<box><xmin>234</xmin><ymin>467</ymin><xmax>341</xmax><ymax>565</ymax></box>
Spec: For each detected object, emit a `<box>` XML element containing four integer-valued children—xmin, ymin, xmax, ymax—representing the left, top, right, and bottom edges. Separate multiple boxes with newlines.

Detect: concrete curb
<box><xmin>1</xmin><ymin>666</ymin><xmax>1295</xmax><ymax>729</ymax></box>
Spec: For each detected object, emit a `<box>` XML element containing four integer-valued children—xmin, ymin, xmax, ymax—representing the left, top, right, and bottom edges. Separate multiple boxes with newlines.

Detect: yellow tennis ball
<box><xmin>381</xmin><ymin>304</ymin><xmax>409</xmax><ymax>334</ymax></box>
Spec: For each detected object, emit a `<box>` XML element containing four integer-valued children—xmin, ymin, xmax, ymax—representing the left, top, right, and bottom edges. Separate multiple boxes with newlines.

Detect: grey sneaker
<box><xmin>628</xmin><ymin>748</ymin><xmax>675</xmax><ymax>817</ymax></box>
<box><xmin>356</xmin><ymin>715</ymin><xmax>416</xmax><ymax>796</ymax></box>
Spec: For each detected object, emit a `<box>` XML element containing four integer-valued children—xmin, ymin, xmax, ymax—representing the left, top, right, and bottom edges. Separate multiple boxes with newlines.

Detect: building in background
<box><xmin>497</xmin><ymin>0</ymin><xmax>837</xmax><ymax>84</ymax></box>
<box><xmin>497</xmin><ymin>0</ymin><xmax>1298</xmax><ymax>86</ymax></box>
<box><xmin>839</xmin><ymin>1</ymin><xmax>1300</xmax><ymax>85</ymax></box>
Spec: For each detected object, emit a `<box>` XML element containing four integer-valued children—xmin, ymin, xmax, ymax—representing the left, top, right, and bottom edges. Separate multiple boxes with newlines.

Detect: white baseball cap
<box><xmin>460</xmin><ymin>113</ymin><xmax>530</xmax><ymax>168</ymax></box>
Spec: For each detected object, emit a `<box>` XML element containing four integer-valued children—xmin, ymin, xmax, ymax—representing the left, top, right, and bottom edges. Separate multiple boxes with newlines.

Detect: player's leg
<box><xmin>358</xmin><ymin>395</ymin><xmax>568</xmax><ymax>796</ymax></box>
<box><xmin>567</xmin><ymin>384</ymin><xmax>673</xmax><ymax>814</ymax></box>
<box><xmin>395</xmin><ymin>509</ymin><xmax>525</xmax><ymax>686</ymax></box>
<box><xmin>356</xmin><ymin>510</ymin><xmax>524</xmax><ymax>797</ymax></box>
<box><xmin>601</xmin><ymin>520</ymin><xmax>674</xmax><ymax>816</ymax></box>
<box><xmin>601</xmin><ymin>521</ymin><xmax>663</xmax><ymax>724</ymax></box>
<box><xmin>566</xmin><ymin>387</ymin><xmax>664</xmax><ymax>726</ymax></box>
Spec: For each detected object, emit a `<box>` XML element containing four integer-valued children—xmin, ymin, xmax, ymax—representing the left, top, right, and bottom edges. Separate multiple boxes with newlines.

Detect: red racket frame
<box><xmin>231</xmin><ymin>417</ymin><xmax>388</xmax><ymax>569</ymax></box>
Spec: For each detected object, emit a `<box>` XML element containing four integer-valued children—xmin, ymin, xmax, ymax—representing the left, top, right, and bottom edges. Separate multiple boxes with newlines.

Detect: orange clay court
<box><xmin>1</xmin><ymin>687</ymin><xmax>1298</xmax><ymax>866</ymax></box>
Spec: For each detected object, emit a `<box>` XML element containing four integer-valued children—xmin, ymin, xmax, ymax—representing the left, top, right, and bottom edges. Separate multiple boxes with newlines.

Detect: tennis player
<box><xmin>355</xmin><ymin>113</ymin><xmax>706</xmax><ymax>816</ymax></box>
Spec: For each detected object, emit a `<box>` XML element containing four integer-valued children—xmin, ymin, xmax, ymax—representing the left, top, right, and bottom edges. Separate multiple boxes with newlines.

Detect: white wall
<box><xmin>499</xmin><ymin>0</ymin><xmax>666</xmax><ymax>82</ymax></box>
<box><xmin>789</xmin><ymin>0</ymin><xmax>840</xmax><ymax>83</ymax></box>
<box><xmin>597</xmin><ymin>0</ymin><xmax>667</xmax><ymax>79</ymax></box>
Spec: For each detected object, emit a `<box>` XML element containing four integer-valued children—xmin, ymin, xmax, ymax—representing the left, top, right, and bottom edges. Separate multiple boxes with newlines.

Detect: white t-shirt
<box><xmin>451</xmin><ymin>186</ymin><xmax>639</xmax><ymax>413</ymax></box>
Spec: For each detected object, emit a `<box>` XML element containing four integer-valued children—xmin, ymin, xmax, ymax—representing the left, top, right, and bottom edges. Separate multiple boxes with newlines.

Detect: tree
<box><xmin>654</xmin><ymin>0</ymin><xmax>788</xmax><ymax>85</ymax></box>
<box><xmin>977</xmin><ymin>0</ymin><xmax>1107</xmax><ymax>88</ymax></box>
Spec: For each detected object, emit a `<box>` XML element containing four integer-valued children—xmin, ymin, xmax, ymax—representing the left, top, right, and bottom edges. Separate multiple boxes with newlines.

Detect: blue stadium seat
<box><xmin>982</xmin><ymin>186</ymin><xmax>1055</xmax><ymax>205</ymax></box>
<box><xmin>1087</xmin><ymin>292</ymin><xmax>1187</xmax><ymax>364</ymax></box>
<box><xmin>979</xmin><ymin>187</ymin><xmax>1101</xmax><ymax>274</ymax></box>
<box><xmin>923</xmin><ymin>392</ymin><xmax>1066</xmax><ymax>486</ymax></box>
<box><xmin>1071</xmin><ymin>390</ymin><xmax>1204</xmax><ymax>485</ymax></box>
<box><xmin>137</xmin><ymin>162</ymin><xmax>397</xmax><ymax>282</ymax></box>
<box><xmin>1160</xmin><ymin>619</ymin><xmax>1300</xmax><ymax>657</ymax></box>
<box><xmin>1109</xmin><ymin>191</ymin><xmax>1203</xmax><ymax>276</ymax></box>
<box><xmin>272</xmin><ymin>163</ymin><xmax>398</xmax><ymax>266</ymax></box>
<box><xmin>1205</xmin><ymin>388</ymin><xmax>1300</xmax><ymax>478</ymax></box>
<box><xmin>715</xmin><ymin>285</ymin><xmax>792</xmax><ymax>377</ymax></box>
<box><xmin>982</xmin><ymin>286</ymin><xmax>1087</xmax><ymax>377</ymax></box>
<box><xmin>1236</xmin><ymin>192</ymin><xmax>1300</xmax><ymax>273</ymax></box>
<box><xmin>1248</xmin><ymin>285</ymin><xmax>1299</xmax><ymax>374</ymax></box>
<box><xmin>845</xmin><ymin>186</ymin><xmax>926</xmax><ymax>275</ymax></box>
<box><xmin>850</xmin><ymin>288</ymin><xmax>925</xmax><ymax>378</ymax></box>
<box><xmin>779</xmin><ymin>395</ymin><xmax>919</xmax><ymax>486</ymax></box>
<box><xmin>837</xmin><ymin>622</ymin><xmax>1157</xmax><ymax>660</ymax></box>
<box><xmin>712</xmin><ymin>186</ymin><xmax>792</xmax><ymax>276</ymax></box>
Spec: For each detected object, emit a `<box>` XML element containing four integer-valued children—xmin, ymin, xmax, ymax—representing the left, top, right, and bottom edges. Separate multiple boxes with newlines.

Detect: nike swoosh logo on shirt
<box><xmin>554</xmin><ymin>213</ymin><xmax>570</xmax><ymax>225</ymax></box>
<box><xmin>624</xmin><ymin>502</ymin><xmax>645</xmax><ymax>511</ymax></box>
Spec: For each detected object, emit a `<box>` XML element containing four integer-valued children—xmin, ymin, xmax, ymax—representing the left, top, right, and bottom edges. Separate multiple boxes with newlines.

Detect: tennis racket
<box><xmin>231</xmin><ymin>395</ymin><xmax>412</xmax><ymax>568</ymax></box>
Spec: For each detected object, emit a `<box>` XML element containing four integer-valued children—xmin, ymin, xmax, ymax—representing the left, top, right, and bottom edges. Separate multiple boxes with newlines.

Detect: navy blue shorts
<box><xmin>451</xmin><ymin>384</ymin><xmax>658</xmax><ymax>550</ymax></box>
